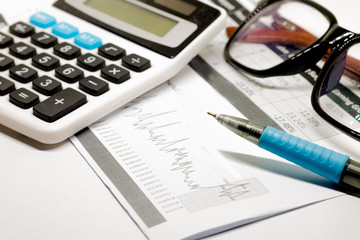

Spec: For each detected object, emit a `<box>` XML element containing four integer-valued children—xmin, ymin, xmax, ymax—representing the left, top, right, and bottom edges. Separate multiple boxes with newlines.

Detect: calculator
<box><xmin>0</xmin><ymin>0</ymin><xmax>226</xmax><ymax>144</ymax></box>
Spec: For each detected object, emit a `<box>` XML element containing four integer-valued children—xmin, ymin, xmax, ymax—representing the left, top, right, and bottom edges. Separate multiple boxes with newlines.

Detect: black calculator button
<box><xmin>0</xmin><ymin>32</ymin><xmax>14</xmax><ymax>48</ymax></box>
<box><xmin>101</xmin><ymin>64</ymin><xmax>130</xmax><ymax>84</ymax></box>
<box><xmin>122</xmin><ymin>54</ymin><xmax>151</xmax><ymax>72</ymax></box>
<box><xmin>33</xmin><ymin>76</ymin><xmax>62</xmax><ymax>96</ymax></box>
<box><xmin>10</xmin><ymin>64</ymin><xmax>38</xmax><ymax>83</ymax></box>
<box><xmin>55</xmin><ymin>64</ymin><xmax>84</xmax><ymax>83</ymax></box>
<box><xmin>9</xmin><ymin>22</ymin><xmax>35</xmax><ymax>38</ymax></box>
<box><xmin>33</xmin><ymin>88</ymin><xmax>87</xmax><ymax>122</ymax></box>
<box><xmin>0</xmin><ymin>76</ymin><xmax>15</xmax><ymax>96</ymax></box>
<box><xmin>10</xmin><ymin>88</ymin><xmax>39</xmax><ymax>109</ymax></box>
<box><xmin>77</xmin><ymin>53</ymin><xmax>105</xmax><ymax>72</ymax></box>
<box><xmin>31</xmin><ymin>32</ymin><xmax>58</xmax><ymax>48</ymax></box>
<box><xmin>9</xmin><ymin>42</ymin><xmax>36</xmax><ymax>59</ymax></box>
<box><xmin>32</xmin><ymin>53</ymin><xmax>60</xmax><ymax>71</ymax></box>
<box><xmin>79</xmin><ymin>76</ymin><xmax>109</xmax><ymax>96</ymax></box>
<box><xmin>53</xmin><ymin>42</ymin><xmax>81</xmax><ymax>60</ymax></box>
<box><xmin>98</xmin><ymin>43</ymin><xmax>125</xmax><ymax>60</ymax></box>
<box><xmin>0</xmin><ymin>53</ymin><xmax>14</xmax><ymax>71</ymax></box>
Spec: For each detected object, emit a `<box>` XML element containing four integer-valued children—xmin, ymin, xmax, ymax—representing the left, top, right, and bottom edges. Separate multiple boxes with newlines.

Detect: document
<box><xmin>71</xmin><ymin>66</ymin><xmax>343</xmax><ymax>240</ymax></box>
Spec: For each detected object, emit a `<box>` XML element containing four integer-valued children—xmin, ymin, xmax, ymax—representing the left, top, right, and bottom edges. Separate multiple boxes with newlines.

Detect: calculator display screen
<box><xmin>84</xmin><ymin>0</ymin><xmax>178</xmax><ymax>37</ymax></box>
<box><xmin>55</xmin><ymin>0</ymin><xmax>222</xmax><ymax>58</ymax></box>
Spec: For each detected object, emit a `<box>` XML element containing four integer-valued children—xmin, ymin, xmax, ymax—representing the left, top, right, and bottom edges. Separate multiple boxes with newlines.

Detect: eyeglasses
<box><xmin>224</xmin><ymin>0</ymin><xmax>360</xmax><ymax>141</ymax></box>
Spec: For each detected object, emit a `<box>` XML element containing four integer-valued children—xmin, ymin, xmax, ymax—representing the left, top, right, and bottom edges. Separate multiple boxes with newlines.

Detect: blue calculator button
<box><xmin>74</xmin><ymin>32</ymin><xmax>102</xmax><ymax>50</ymax></box>
<box><xmin>30</xmin><ymin>12</ymin><xmax>56</xmax><ymax>28</ymax></box>
<box><xmin>52</xmin><ymin>22</ymin><xmax>79</xmax><ymax>39</ymax></box>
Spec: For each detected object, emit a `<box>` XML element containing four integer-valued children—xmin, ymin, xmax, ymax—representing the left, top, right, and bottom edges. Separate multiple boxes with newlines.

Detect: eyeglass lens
<box><xmin>228</xmin><ymin>0</ymin><xmax>330</xmax><ymax>71</ymax></box>
<box><xmin>318</xmin><ymin>42</ymin><xmax>360</xmax><ymax>133</ymax></box>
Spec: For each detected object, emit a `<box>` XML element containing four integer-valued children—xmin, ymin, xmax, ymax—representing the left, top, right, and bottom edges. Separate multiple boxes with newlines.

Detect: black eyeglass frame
<box><xmin>224</xmin><ymin>0</ymin><xmax>360</xmax><ymax>141</ymax></box>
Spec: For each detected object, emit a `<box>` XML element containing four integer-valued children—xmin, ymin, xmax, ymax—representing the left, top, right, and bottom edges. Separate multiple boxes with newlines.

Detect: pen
<box><xmin>208</xmin><ymin>112</ymin><xmax>360</xmax><ymax>190</ymax></box>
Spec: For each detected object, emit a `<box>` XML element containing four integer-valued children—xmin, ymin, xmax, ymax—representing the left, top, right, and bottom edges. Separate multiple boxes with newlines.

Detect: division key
<box><xmin>33</xmin><ymin>88</ymin><xmax>86</xmax><ymax>122</ymax></box>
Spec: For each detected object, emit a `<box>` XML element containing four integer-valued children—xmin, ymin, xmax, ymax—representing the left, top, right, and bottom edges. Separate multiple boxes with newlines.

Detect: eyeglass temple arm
<box><xmin>226</xmin><ymin>26</ymin><xmax>360</xmax><ymax>79</ymax></box>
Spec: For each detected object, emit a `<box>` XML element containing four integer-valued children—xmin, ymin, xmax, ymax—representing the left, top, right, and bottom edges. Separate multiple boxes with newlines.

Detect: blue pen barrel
<box><xmin>258</xmin><ymin>126</ymin><xmax>349</xmax><ymax>183</ymax></box>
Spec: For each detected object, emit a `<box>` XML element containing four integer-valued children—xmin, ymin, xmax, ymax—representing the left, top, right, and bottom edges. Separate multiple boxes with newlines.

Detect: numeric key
<box><xmin>9</xmin><ymin>42</ymin><xmax>36</xmax><ymax>59</ymax></box>
<box><xmin>31</xmin><ymin>32</ymin><xmax>58</xmax><ymax>48</ymax></box>
<box><xmin>10</xmin><ymin>64</ymin><xmax>38</xmax><ymax>83</ymax></box>
<box><xmin>55</xmin><ymin>64</ymin><xmax>84</xmax><ymax>83</ymax></box>
<box><xmin>0</xmin><ymin>77</ymin><xmax>15</xmax><ymax>95</ymax></box>
<box><xmin>77</xmin><ymin>53</ymin><xmax>105</xmax><ymax>71</ymax></box>
<box><xmin>0</xmin><ymin>53</ymin><xmax>14</xmax><ymax>71</ymax></box>
<box><xmin>32</xmin><ymin>53</ymin><xmax>60</xmax><ymax>71</ymax></box>
<box><xmin>53</xmin><ymin>42</ymin><xmax>81</xmax><ymax>60</ymax></box>
<box><xmin>32</xmin><ymin>76</ymin><xmax>62</xmax><ymax>96</ymax></box>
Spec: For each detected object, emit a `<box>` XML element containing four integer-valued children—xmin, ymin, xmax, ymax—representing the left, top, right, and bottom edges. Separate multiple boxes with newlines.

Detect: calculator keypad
<box><xmin>1</xmin><ymin>12</ymin><xmax>151</xmax><ymax>124</ymax></box>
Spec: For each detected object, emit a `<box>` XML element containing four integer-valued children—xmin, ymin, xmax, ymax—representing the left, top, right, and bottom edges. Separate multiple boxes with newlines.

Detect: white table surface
<box><xmin>1</xmin><ymin>1</ymin><xmax>360</xmax><ymax>239</ymax></box>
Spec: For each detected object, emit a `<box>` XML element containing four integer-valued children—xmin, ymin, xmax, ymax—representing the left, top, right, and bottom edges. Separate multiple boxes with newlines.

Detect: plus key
<box><xmin>33</xmin><ymin>88</ymin><xmax>87</xmax><ymax>122</ymax></box>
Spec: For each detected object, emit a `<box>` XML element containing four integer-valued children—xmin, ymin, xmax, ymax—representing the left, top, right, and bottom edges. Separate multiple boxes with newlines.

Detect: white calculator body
<box><xmin>0</xmin><ymin>0</ymin><xmax>226</xmax><ymax>143</ymax></box>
